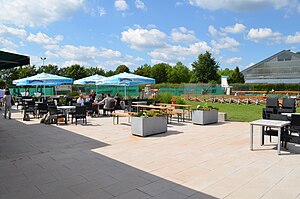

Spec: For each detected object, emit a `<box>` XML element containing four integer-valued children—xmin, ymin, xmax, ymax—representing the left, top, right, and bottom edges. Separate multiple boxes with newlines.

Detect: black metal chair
<box><xmin>84</xmin><ymin>102</ymin><xmax>94</xmax><ymax>116</ymax></box>
<box><xmin>263</xmin><ymin>114</ymin><xmax>289</xmax><ymax>145</ymax></box>
<box><xmin>72</xmin><ymin>106</ymin><xmax>87</xmax><ymax>125</ymax></box>
<box><xmin>48</xmin><ymin>106</ymin><xmax>67</xmax><ymax>125</ymax></box>
<box><xmin>23</xmin><ymin>100</ymin><xmax>36</xmax><ymax>119</ymax></box>
<box><xmin>278</xmin><ymin>98</ymin><xmax>296</xmax><ymax>114</ymax></box>
<box><xmin>37</xmin><ymin>103</ymin><xmax>48</xmax><ymax>118</ymax></box>
<box><xmin>68</xmin><ymin>103</ymin><xmax>81</xmax><ymax>120</ymax></box>
<box><xmin>262</xmin><ymin>98</ymin><xmax>279</xmax><ymax>119</ymax></box>
<box><xmin>282</xmin><ymin>114</ymin><xmax>300</xmax><ymax>147</ymax></box>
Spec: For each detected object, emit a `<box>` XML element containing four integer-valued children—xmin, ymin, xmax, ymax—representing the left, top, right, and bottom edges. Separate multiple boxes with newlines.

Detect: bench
<box><xmin>111</xmin><ymin>112</ymin><xmax>134</xmax><ymax>124</ymax></box>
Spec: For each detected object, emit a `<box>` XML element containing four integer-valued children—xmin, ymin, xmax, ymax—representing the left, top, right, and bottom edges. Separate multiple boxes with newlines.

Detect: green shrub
<box><xmin>68</xmin><ymin>91</ymin><xmax>80</xmax><ymax>97</ymax></box>
<box><xmin>176</xmin><ymin>96</ymin><xmax>186</xmax><ymax>105</ymax></box>
<box><xmin>157</xmin><ymin>92</ymin><xmax>173</xmax><ymax>103</ymax></box>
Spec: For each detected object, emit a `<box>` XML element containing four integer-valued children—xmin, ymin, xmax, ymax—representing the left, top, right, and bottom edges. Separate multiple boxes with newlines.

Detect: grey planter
<box><xmin>192</xmin><ymin>109</ymin><xmax>218</xmax><ymax>125</ymax></box>
<box><xmin>131</xmin><ymin>116</ymin><xmax>168</xmax><ymax>137</ymax></box>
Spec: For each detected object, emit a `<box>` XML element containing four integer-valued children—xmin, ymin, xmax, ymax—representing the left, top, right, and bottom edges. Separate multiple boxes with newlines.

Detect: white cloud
<box><xmin>0</xmin><ymin>38</ymin><xmax>18</xmax><ymax>49</ymax></box>
<box><xmin>187</xmin><ymin>0</ymin><xmax>298</xmax><ymax>12</ymax></box>
<box><xmin>247</xmin><ymin>28</ymin><xmax>282</xmax><ymax>41</ymax></box>
<box><xmin>211</xmin><ymin>36</ymin><xmax>240</xmax><ymax>49</ymax></box>
<box><xmin>208</xmin><ymin>25</ymin><xmax>218</xmax><ymax>37</ymax></box>
<box><xmin>99</xmin><ymin>48</ymin><xmax>122</xmax><ymax>59</ymax></box>
<box><xmin>98</xmin><ymin>7</ymin><xmax>106</xmax><ymax>16</ymax></box>
<box><xmin>221</xmin><ymin>23</ymin><xmax>246</xmax><ymax>34</ymax></box>
<box><xmin>171</xmin><ymin>27</ymin><xmax>198</xmax><ymax>44</ymax></box>
<box><xmin>0</xmin><ymin>24</ymin><xmax>27</xmax><ymax>38</ymax></box>
<box><xmin>148</xmin><ymin>41</ymin><xmax>211</xmax><ymax>64</ymax></box>
<box><xmin>135</xmin><ymin>0</ymin><xmax>146</xmax><ymax>10</ymax></box>
<box><xmin>62</xmin><ymin>60</ymin><xmax>90</xmax><ymax>68</ymax></box>
<box><xmin>225</xmin><ymin>57</ymin><xmax>242</xmax><ymax>65</ymax></box>
<box><xmin>286</xmin><ymin>32</ymin><xmax>300</xmax><ymax>44</ymax></box>
<box><xmin>115</xmin><ymin>0</ymin><xmax>129</xmax><ymax>11</ymax></box>
<box><xmin>27</xmin><ymin>32</ymin><xmax>63</xmax><ymax>45</ymax></box>
<box><xmin>121</xmin><ymin>28</ymin><xmax>167</xmax><ymax>50</ymax></box>
<box><xmin>0</xmin><ymin>0</ymin><xmax>84</xmax><ymax>27</ymax></box>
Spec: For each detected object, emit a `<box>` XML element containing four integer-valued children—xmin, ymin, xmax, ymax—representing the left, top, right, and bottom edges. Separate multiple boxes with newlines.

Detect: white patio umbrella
<box><xmin>74</xmin><ymin>74</ymin><xmax>107</xmax><ymax>94</ymax></box>
<box><xmin>13</xmin><ymin>73</ymin><xmax>73</xmax><ymax>95</ymax></box>
<box><xmin>96</xmin><ymin>72</ymin><xmax>155</xmax><ymax>99</ymax></box>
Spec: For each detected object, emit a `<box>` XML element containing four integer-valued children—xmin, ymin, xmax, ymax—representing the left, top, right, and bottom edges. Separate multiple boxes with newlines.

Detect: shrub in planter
<box><xmin>131</xmin><ymin>111</ymin><xmax>168</xmax><ymax>137</ymax></box>
<box><xmin>192</xmin><ymin>105</ymin><xmax>218</xmax><ymax>125</ymax></box>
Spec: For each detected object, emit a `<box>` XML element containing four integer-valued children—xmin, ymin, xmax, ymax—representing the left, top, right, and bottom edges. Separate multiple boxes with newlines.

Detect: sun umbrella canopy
<box><xmin>96</xmin><ymin>72</ymin><xmax>155</xmax><ymax>86</ymax></box>
<box><xmin>13</xmin><ymin>72</ymin><xmax>73</xmax><ymax>86</ymax></box>
<box><xmin>74</xmin><ymin>74</ymin><xmax>107</xmax><ymax>85</ymax></box>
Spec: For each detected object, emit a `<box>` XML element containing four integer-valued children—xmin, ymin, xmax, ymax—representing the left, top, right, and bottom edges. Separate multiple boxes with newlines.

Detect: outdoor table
<box><xmin>132</xmin><ymin>101</ymin><xmax>147</xmax><ymax>105</ymax></box>
<box><xmin>250</xmin><ymin>119</ymin><xmax>290</xmax><ymax>155</ymax></box>
<box><xmin>57</xmin><ymin>106</ymin><xmax>76</xmax><ymax>123</ymax></box>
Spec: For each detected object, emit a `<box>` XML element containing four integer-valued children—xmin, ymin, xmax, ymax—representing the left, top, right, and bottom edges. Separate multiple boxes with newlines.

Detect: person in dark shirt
<box><xmin>114</xmin><ymin>93</ymin><xmax>121</xmax><ymax>110</ymax></box>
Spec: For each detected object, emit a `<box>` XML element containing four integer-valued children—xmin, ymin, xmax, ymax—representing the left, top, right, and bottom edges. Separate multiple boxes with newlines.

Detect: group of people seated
<box><xmin>76</xmin><ymin>90</ymin><xmax>121</xmax><ymax>116</ymax></box>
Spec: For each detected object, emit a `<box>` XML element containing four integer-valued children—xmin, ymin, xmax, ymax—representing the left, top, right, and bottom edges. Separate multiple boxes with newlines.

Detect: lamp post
<box><xmin>40</xmin><ymin>57</ymin><xmax>46</xmax><ymax>66</ymax></box>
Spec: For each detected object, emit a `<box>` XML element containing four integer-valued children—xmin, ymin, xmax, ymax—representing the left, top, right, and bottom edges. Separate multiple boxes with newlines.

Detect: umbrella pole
<box><xmin>124</xmin><ymin>85</ymin><xmax>127</xmax><ymax>100</ymax></box>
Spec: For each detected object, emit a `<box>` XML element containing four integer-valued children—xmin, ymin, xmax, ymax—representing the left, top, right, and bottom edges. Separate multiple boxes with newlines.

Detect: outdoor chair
<box><xmin>262</xmin><ymin>98</ymin><xmax>279</xmax><ymax>119</ymax></box>
<box><xmin>84</xmin><ymin>102</ymin><xmax>94</xmax><ymax>116</ymax></box>
<box><xmin>23</xmin><ymin>100</ymin><xmax>36</xmax><ymax>118</ymax></box>
<box><xmin>37</xmin><ymin>103</ymin><xmax>48</xmax><ymax>118</ymax></box>
<box><xmin>263</xmin><ymin>114</ymin><xmax>289</xmax><ymax>146</ymax></box>
<box><xmin>48</xmin><ymin>106</ymin><xmax>67</xmax><ymax>125</ymax></box>
<box><xmin>282</xmin><ymin>114</ymin><xmax>300</xmax><ymax>147</ymax></box>
<box><xmin>278</xmin><ymin>98</ymin><xmax>296</xmax><ymax>114</ymax></box>
<box><xmin>71</xmin><ymin>106</ymin><xmax>87</xmax><ymax>125</ymax></box>
<box><xmin>68</xmin><ymin>103</ymin><xmax>81</xmax><ymax>120</ymax></box>
<box><xmin>125</xmin><ymin>100</ymin><xmax>133</xmax><ymax>112</ymax></box>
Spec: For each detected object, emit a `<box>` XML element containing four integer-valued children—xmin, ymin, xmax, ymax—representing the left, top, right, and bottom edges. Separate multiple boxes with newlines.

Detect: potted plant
<box><xmin>131</xmin><ymin>110</ymin><xmax>168</xmax><ymax>137</ymax></box>
<box><xmin>192</xmin><ymin>105</ymin><xmax>218</xmax><ymax>125</ymax></box>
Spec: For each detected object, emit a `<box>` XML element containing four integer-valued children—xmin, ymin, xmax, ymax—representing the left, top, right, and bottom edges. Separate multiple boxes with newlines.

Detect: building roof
<box><xmin>0</xmin><ymin>50</ymin><xmax>30</xmax><ymax>70</ymax></box>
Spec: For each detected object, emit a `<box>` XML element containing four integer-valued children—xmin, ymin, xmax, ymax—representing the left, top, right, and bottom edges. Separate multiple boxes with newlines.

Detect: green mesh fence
<box><xmin>159</xmin><ymin>87</ymin><xmax>224</xmax><ymax>96</ymax></box>
<box><xmin>73</xmin><ymin>85</ymin><xmax>139</xmax><ymax>98</ymax></box>
<box><xmin>9</xmin><ymin>87</ymin><xmax>54</xmax><ymax>96</ymax></box>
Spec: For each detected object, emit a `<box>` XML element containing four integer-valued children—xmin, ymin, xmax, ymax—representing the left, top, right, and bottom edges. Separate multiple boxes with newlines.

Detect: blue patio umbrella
<box><xmin>96</xmin><ymin>72</ymin><xmax>155</xmax><ymax>99</ymax></box>
<box><xmin>74</xmin><ymin>74</ymin><xmax>107</xmax><ymax>94</ymax></box>
<box><xmin>13</xmin><ymin>73</ymin><xmax>73</xmax><ymax>95</ymax></box>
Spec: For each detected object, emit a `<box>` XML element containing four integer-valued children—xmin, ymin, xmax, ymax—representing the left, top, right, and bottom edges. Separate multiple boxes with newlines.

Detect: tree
<box><xmin>115</xmin><ymin>65</ymin><xmax>130</xmax><ymax>74</ymax></box>
<box><xmin>168</xmin><ymin>62</ymin><xmax>191</xmax><ymax>83</ymax></box>
<box><xmin>151</xmin><ymin>63</ymin><xmax>171</xmax><ymax>84</ymax></box>
<box><xmin>85</xmin><ymin>67</ymin><xmax>105</xmax><ymax>76</ymax></box>
<box><xmin>191</xmin><ymin>51</ymin><xmax>219</xmax><ymax>83</ymax></box>
<box><xmin>63</xmin><ymin>64</ymin><xmax>87</xmax><ymax>80</ymax></box>
<box><xmin>229</xmin><ymin>66</ymin><xmax>245</xmax><ymax>83</ymax></box>
<box><xmin>17</xmin><ymin>65</ymin><xmax>37</xmax><ymax>79</ymax></box>
<box><xmin>37</xmin><ymin>64</ymin><xmax>59</xmax><ymax>75</ymax></box>
<box><xmin>218</xmin><ymin>68</ymin><xmax>233</xmax><ymax>84</ymax></box>
<box><xmin>105</xmin><ymin>70</ymin><xmax>115</xmax><ymax>77</ymax></box>
<box><xmin>134</xmin><ymin>64</ymin><xmax>152</xmax><ymax>78</ymax></box>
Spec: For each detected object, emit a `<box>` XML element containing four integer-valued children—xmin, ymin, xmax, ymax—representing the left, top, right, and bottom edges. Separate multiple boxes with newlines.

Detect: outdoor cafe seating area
<box><xmin>15</xmin><ymin>95</ymin><xmax>194</xmax><ymax>126</ymax></box>
<box><xmin>250</xmin><ymin>97</ymin><xmax>300</xmax><ymax>155</ymax></box>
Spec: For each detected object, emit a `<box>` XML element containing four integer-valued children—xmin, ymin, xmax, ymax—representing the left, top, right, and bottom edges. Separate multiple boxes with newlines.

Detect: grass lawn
<box><xmin>187</xmin><ymin>102</ymin><xmax>266</xmax><ymax>122</ymax></box>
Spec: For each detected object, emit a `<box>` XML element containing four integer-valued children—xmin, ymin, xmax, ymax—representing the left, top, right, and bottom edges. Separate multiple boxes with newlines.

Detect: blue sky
<box><xmin>0</xmin><ymin>0</ymin><xmax>300</xmax><ymax>72</ymax></box>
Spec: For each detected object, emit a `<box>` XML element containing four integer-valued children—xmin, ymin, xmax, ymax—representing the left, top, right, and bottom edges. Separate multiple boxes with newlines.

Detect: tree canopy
<box><xmin>191</xmin><ymin>51</ymin><xmax>219</xmax><ymax>83</ymax></box>
<box><xmin>0</xmin><ymin>52</ymin><xmax>247</xmax><ymax>87</ymax></box>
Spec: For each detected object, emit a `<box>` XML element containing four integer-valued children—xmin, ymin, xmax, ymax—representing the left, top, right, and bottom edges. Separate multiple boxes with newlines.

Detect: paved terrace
<box><xmin>1</xmin><ymin>108</ymin><xmax>300</xmax><ymax>199</ymax></box>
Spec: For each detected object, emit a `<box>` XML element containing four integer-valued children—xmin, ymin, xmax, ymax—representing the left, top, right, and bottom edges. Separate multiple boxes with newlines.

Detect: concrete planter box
<box><xmin>192</xmin><ymin>109</ymin><xmax>218</xmax><ymax>125</ymax></box>
<box><xmin>131</xmin><ymin>116</ymin><xmax>168</xmax><ymax>137</ymax></box>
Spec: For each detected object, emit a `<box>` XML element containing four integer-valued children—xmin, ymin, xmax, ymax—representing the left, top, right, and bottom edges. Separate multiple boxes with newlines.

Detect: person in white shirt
<box><xmin>76</xmin><ymin>94</ymin><xmax>85</xmax><ymax>106</ymax></box>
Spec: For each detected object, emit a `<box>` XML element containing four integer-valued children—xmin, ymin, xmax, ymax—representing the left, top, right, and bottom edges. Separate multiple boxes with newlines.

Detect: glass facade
<box><xmin>243</xmin><ymin>50</ymin><xmax>300</xmax><ymax>83</ymax></box>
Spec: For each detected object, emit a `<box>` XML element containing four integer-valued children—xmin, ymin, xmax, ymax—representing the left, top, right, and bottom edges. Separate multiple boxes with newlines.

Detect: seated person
<box><xmin>76</xmin><ymin>94</ymin><xmax>85</xmax><ymax>106</ymax></box>
<box><xmin>98</xmin><ymin>93</ymin><xmax>116</xmax><ymax>115</ymax></box>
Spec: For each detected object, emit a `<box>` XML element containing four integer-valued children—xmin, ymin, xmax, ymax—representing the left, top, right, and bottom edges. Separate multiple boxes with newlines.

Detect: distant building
<box><xmin>242</xmin><ymin>50</ymin><xmax>300</xmax><ymax>84</ymax></box>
